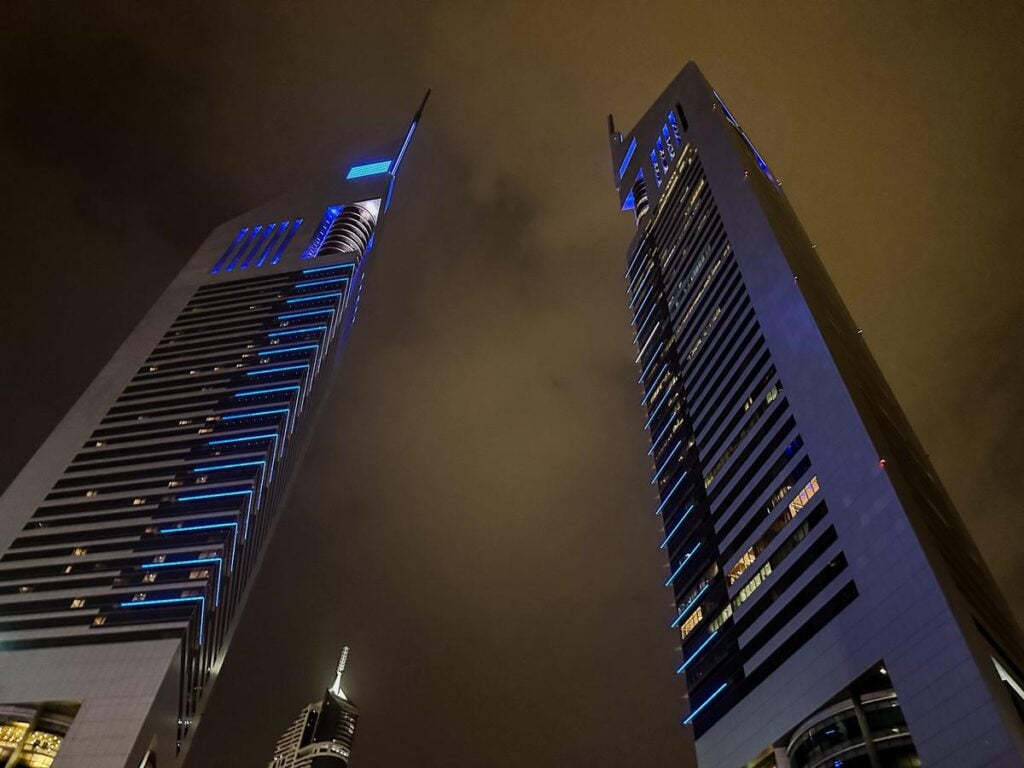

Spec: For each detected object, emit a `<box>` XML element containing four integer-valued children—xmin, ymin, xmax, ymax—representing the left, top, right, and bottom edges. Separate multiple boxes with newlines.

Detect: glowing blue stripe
<box><xmin>644</xmin><ymin>386</ymin><xmax>674</xmax><ymax>430</ymax></box>
<box><xmin>119</xmin><ymin>596</ymin><xmax>205</xmax><ymax>645</ymax></box>
<box><xmin>630</xmin><ymin>284</ymin><xmax>655</xmax><ymax>324</ymax></box>
<box><xmin>633</xmin><ymin>302</ymin><xmax>659</xmax><ymax>343</ymax></box>
<box><xmin>193</xmin><ymin>461</ymin><xmax>266</xmax><ymax>473</ymax></box>
<box><xmin>677</xmin><ymin>631</ymin><xmax>718</xmax><ymax>673</ymax></box>
<box><xmin>637</xmin><ymin>342</ymin><xmax>664</xmax><ymax>384</ymax></box>
<box><xmin>233</xmin><ymin>386</ymin><xmax>300</xmax><ymax>398</ymax></box>
<box><xmin>628</xmin><ymin>262</ymin><xmax>652</xmax><ymax>304</ymax></box>
<box><xmin>142</xmin><ymin>557</ymin><xmax>223</xmax><ymax>607</ymax></box>
<box><xmin>649</xmin><ymin>416</ymin><xmax>677</xmax><ymax>456</ymax></box>
<box><xmin>161</xmin><ymin>522</ymin><xmax>236</xmax><ymax>533</ymax></box>
<box><xmin>222</xmin><ymin>410</ymin><xmax>288</xmax><ymax>421</ymax></box>
<box><xmin>208</xmin><ymin>433</ymin><xmax>278</xmax><ymax>445</ymax></box>
<box><xmin>683</xmin><ymin>682</ymin><xmax>728</xmax><ymax>725</ymax></box>
<box><xmin>301</xmin><ymin>263</ymin><xmax>353</xmax><ymax>274</ymax></box>
<box><xmin>652</xmin><ymin>440</ymin><xmax>682</xmax><ymax>484</ymax></box>
<box><xmin>294</xmin><ymin>277</ymin><xmax>348</xmax><ymax>289</ymax></box>
<box><xmin>258</xmin><ymin>345</ymin><xmax>318</xmax><ymax>356</ymax></box>
<box><xmin>641</xmin><ymin>365</ymin><xmax>669</xmax><ymax>406</ymax></box>
<box><xmin>246</xmin><ymin>364</ymin><xmax>309</xmax><ymax>377</ymax></box>
<box><xmin>617</xmin><ymin>137</ymin><xmax>638</xmax><ymax>180</ymax></box>
<box><xmin>277</xmin><ymin>309</ymin><xmax>334</xmax><ymax>320</ymax></box>
<box><xmin>177</xmin><ymin>490</ymin><xmax>252</xmax><ymax>502</ymax></box>
<box><xmin>665</xmin><ymin>542</ymin><xmax>702</xmax><ymax>588</ymax></box>
<box><xmin>660</xmin><ymin>504</ymin><xmax>694</xmax><ymax>548</ymax></box>
<box><xmin>267</xmin><ymin>325</ymin><xmax>328</xmax><ymax>337</ymax></box>
<box><xmin>393</xmin><ymin>120</ymin><xmax>418</xmax><ymax>176</ymax></box>
<box><xmin>670</xmin><ymin>582</ymin><xmax>709</xmax><ymax>626</ymax></box>
<box><xmin>655</xmin><ymin>472</ymin><xmax>688</xmax><ymax>516</ymax></box>
<box><xmin>346</xmin><ymin>160</ymin><xmax>392</xmax><ymax>179</ymax></box>
<box><xmin>635</xmin><ymin>322</ymin><xmax>661</xmax><ymax>363</ymax></box>
<box><xmin>285</xmin><ymin>292</ymin><xmax>343</xmax><ymax>304</ymax></box>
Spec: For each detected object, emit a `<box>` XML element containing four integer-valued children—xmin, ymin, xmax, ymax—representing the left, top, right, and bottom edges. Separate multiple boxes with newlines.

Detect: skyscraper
<box><xmin>0</xmin><ymin>93</ymin><xmax>428</xmax><ymax>768</ymax></box>
<box><xmin>608</xmin><ymin>62</ymin><xmax>1024</xmax><ymax>768</ymax></box>
<box><xmin>269</xmin><ymin>647</ymin><xmax>359</xmax><ymax>768</ymax></box>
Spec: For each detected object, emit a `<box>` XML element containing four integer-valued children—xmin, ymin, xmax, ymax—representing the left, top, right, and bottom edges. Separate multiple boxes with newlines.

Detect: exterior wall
<box><xmin>609</xmin><ymin>62</ymin><xmax>1024</xmax><ymax>768</ymax></box>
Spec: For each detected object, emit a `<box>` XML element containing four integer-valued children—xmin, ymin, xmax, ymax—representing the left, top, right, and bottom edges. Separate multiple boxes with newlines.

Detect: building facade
<box><xmin>269</xmin><ymin>647</ymin><xmax>358</xmax><ymax>768</ymax></box>
<box><xmin>607</xmin><ymin>62</ymin><xmax>1024</xmax><ymax>768</ymax></box>
<box><xmin>0</xmin><ymin>94</ymin><xmax>427</xmax><ymax>767</ymax></box>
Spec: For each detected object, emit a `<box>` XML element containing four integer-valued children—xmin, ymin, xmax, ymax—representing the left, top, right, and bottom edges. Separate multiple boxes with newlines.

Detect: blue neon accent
<box><xmin>642</xmin><ymin>365</ymin><xmax>669</xmax><ymax>406</ymax></box>
<box><xmin>660</xmin><ymin>504</ymin><xmax>694</xmax><ymax>547</ymax></box>
<box><xmin>120</xmin><ymin>596</ymin><xmax>202</xmax><ymax>607</ymax></box>
<box><xmin>652</xmin><ymin>441</ymin><xmax>682</xmax><ymax>484</ymax></box>
<box><xmin>678</xmin><ymin>631</ymin><xmax>718</xmax><ymax>673</ymax></box>
<box><xmin>622</xmin><ymin>187</ymin><xmax>635</xmax><ymax>211</ymax></box>
<box><xmin>644</xmin><ymin>387</ymin><xmax>674</xmax><ymax>430</ymax></box>
<box><xmin>227</xmin><ymin>225</ymin><xmax>261</xmax><ymax>271</ymax></box>
<box><xmin>649</xmin><ymin>416</ymin><xmax>677</xmax><ymax>456</ymax></box>
<box><xmin>258</xmin><ymin>345</ymin><xmax>318</xmax><ymax>356</ymax></box>
<box><xmin>267</xmin><ymin>325</ymin><xmax>328</xmax><ymax>338</ymax></box>
<box><xmin>193</xmin><ymin>460</ymin><xmax>266</xmax><ymax>473</ymax></box>
<box><xmin>683</xmin><ymin>682</ymin><xmax>728</xmax><ymax>725</ymax></box>
<box><xmin>346</xmin><ymin>160</ymin><xmax>392</xmax><ymax>179</ymax></box>
<box><xmin>392</xmin><ymin>121</ymin><xmax>418</xmax><ymax>176</ymax></box>
<box><xmin>222</xmin><ymin>409</ymin><xmax>289</xmax><ymax>422</ymax></box>
<box><xmin>255</xmin><ymin>221</ymin><xmax>286</xmax><ymax>267</ymax></box>
<box><xmin>633</xmin><ymin>302</ymin><xmax>658</xmax><ymax>342</ymax></box>
<box><xmin>233</xmin><ymin>386</ymin><xmax>300</xmax><ymax>399</ymax></box>
<box><xmin>240</xmin><ymin>223</ymin><xmax>274</xmax><ymax>269</ymax></box>
<box><xmin>142</xmin><ymin>557</ymin><xmax>221</xmax><ymax>570</ymax></box>
<box><xmin>617</xmin><ymin>137</ymin><xmax>638</xmax><ymax>180</ymax></box>
<box><xmin>177</xmin><ymin>490</ymin><xmax>252</xmax><ymax>502</ymax></box>
<box><xmin>161</xmin><ymin>522</ymin><xmax>237</xmax><ymax>534</ymax></box>
<box><xmin>630</xmin><ymin>284</ymin><xmax>655</xmax><ymax>325</ymax></box>
<box><xmin>277</xmin><ymin>309</ymin><xmax>334</xmax><ymax>320</ymax></box>
<box><xmin>272</xmin><ymin>219</ymin><xmax>303</xmax><ymax>265</ymax></box>
<box><xmin>246</xmin><ymin>364</ymin><xmax>309</xmax><ymax>377</ymax></box>
<box><xmin>655</xmin><ymin>473</ymin><xmax>688</xmax><ymax>516</ymax></box>
<box><xmin>637</xmin><ymin>342</ymin><xmax>665</xmax><ymax>384</ymax></box>
<box><xmin>285</xmin><ymin>292</ymin><xmax>343</xmax><ymax>305</ymax></box>
<box><xmin>294</xmin><ymin>277</ymin><xmax>348</xmax><ymax>289</ymax></box>
<box><xmin>208</xmin><ymin>433</ymin><xmax>278</xmax><ymax>445</ymax></box>
<box><xmin>671</xmin><ymin>583</ymin><xmax>709</xmax><ymax>627</ymax></box>
<box><xmin>301</xmin><ymin>262</ymin><xmax>354</xmax><ymax>275</ymax></box>
<box><xmin>212</xmin><ymin>227</ymin><xmax>249</xmax><ymax>274</ymax></box>
<box><xmin>665</xmin><ymin>542</ymin><xmax>702</xmax><ymax>588</ymax></box>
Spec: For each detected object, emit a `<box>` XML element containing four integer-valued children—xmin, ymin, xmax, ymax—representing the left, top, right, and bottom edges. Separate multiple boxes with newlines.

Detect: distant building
<box><xmin>0</xmin><ymin>94</ymin><xmax>428</xmax><ymax>767</ymax></box>
<box><xmin>607</xmin><ymin>61</ymin><xmax>1024</xmax><ymax>767</ymax></box>
<box><xmin>270</xmin><ymin>647</ymin><xmax>359</xmax><ymax>768</ymax></box>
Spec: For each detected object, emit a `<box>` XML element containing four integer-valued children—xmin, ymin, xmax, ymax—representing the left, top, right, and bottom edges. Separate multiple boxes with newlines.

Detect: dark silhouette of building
<box><xmin>269</xmin><ymin>647</ymin><xmax>359</xmax><ymax>768</ymax></box>
<box><xmin>607</xmin><ymin>62</ymin><xmax>1024</xmax><ymax>767</ymax></box>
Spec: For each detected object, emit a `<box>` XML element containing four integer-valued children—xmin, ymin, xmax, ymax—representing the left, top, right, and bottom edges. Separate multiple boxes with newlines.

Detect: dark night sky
<box><xmin>1</xmin><ymin>2</ymin><xmax>1023</xmax><ymax>766</ymax></box>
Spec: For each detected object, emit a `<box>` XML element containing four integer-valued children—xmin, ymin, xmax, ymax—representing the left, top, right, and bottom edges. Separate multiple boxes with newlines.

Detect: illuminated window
<box><xmin>680</xmin><ymin>607</ymin><xmax>703</xmax><ymax>640</ymax></box>
<box><xmin>72</xmin><ymin>548</ymin><xmax>87</xmax><ymax>557</ymax></box>
<box><xmin>70</xmin><ymin>598</ymin><xmax>85</xmax><ymax>609</ymax></box>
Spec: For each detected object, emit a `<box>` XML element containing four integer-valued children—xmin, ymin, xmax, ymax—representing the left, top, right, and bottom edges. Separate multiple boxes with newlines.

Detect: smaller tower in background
<box><xmin>269</xmin><ymin>647</ymin><xmax>359</xmax><ymax>767</ymax></box>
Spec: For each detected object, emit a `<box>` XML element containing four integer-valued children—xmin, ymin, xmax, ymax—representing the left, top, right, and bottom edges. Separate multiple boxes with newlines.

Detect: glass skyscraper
<box><xmin>268</xmin><ymin>647</ymin><xmax>359</xmax><ymax>767</ymax></box>
<box><xmin>608</xmin><ymin>62</ymin><xmax>1024</xmax><ymax>768</ymax></box>
<box><xmin>0</xmin><ymin>94</ymin><xmax>427</xmax><ymax>767</ymax></box>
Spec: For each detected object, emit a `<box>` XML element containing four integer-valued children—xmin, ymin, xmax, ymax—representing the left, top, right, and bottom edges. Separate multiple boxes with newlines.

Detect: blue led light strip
<box><xmin>233</xmin><ymin>385</ymin><xmax>301</xmax><ymax>398</ymax></box>
<box><xmin>617</xmin><ymin>137</ymin><xmax>638</xmax><ymax>180</ymax></box>
<box><xmin>641</xmin><ymin>365</ymin><xmax>669</xmax><ymax>406</ymax></box>
<box><xmin>670</xmin><ymin>582</ymin><xmax>709</xmax><ymax>627</ymax></box>
<box><xmin>222</xmin><ymin>409</ymin><xmax>289</xmax><ymax>422</ymax></box>
<box><xmin>665</xmin><ymin>542</ymin><xmax>702</xmax><ymax>588</ymax></box>
<box><xmin>272</xmin><ymin>219</ymin><xmax>303</xmax><ymax>265</ymax></box>
<box><xmin>245</xmin><ymin>364</ymin><xmax>309</xmax><ymax>377</ymax></box>
<box><xmin>277</xmin><ymin>309</ymin><xmax>335</xmax><ymax>321</ymax></box>
<box><xmin>208</xmin><ymin>432</ymin><xmax>278</xmax><ymax>445</ymax></box>
<box><xmin>141</xmin><ymin>557</ymin><xmax>224</xmax><ymax>606</ymax></box>
<box><xmin>660</xmin><ymin>504</ymin><xmax>695</xmax><ymax>548</ymax></box>
<box><xmin>160</xmin><ymin>522</ymin><xmax>239</xmax><ymax>570</ymax></box>
<box><xmin>301</xmin><ymin>262</ymin><xmax>354</xmax><ymax>275</ymax></box>
<box><xmin>677</xmin><ymin>631</ymin><xmax>718</xmax><ymax>674</ymax></box>
<box><xmin>119</xmin><ymin>595</ymin><xmax>205</xmax><ymax>646</ymax></box>
<box><xmin>644</xmin><ymin>386</ymin><xmax>674</xmax><ymax>430</ymax></box>
<box><xmin>633</xmin><ymin>302</ymin><xmax>659</xmax><ymax>344</ymax></box>
<box><xmin>649</xmin><ymin>416</ymin><xmax>677</xmax><ymax>456</ymax></box>
<box><xmin>630</xmin><ymin>284</ymin><xmax>655</xmax><ymax>325</ymax></box>
<box><xmin>267</xmin><ymin>325</ymin><xmax>328</xmax><ymax>338</ymax></box>
<box><xmin>258</xmin><ymin>344</ymin><xmax>319</xmax><ymax>357</ymax></box>
<box><xmin>285</xmin><ymin>292</ymin><xmax>343</xmax><ymax>305</ymax></box>
<box><xmin>652</xmin><ymin>440</ymin><xmax>682</xmax><ymax>484</ymax></box>
<box><xmin>346</xmin><ymin>160</ymin><xmax>392</xmax><ymax>179</ymax></box>
<box><xmin>392</xmin><ymin>121</ymin><xmax>418</xmax><ymax>176</ymax></box>
<box><xmin>635</xmin><ymin>322</ymin><xmax>661</xmax><ymax>364</ymax></box>
<box><xmin>637</xmin><ymin>342</ymin><xmax>665</xmax><ymax>384</ymax></box>
<box><xmin>294</xmin><ymin>277</ymin><xmax>348</xmax><ymax>289</ymax></box>
<box><xmin>654</xmin><ymin>471</ymin><xmax>688</xmax><ymax>516</ymax></box>
<box><xmin>683</xmin><ymin>682</ymin><xmax>728</xmax><ymax>725</ymax></box>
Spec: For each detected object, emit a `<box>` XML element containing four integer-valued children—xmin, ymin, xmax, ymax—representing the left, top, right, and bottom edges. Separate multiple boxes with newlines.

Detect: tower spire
<box><xmin>330</xmin><ymin>646</ymin><xmax>350</xmax><ymax>699</ymax></box>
